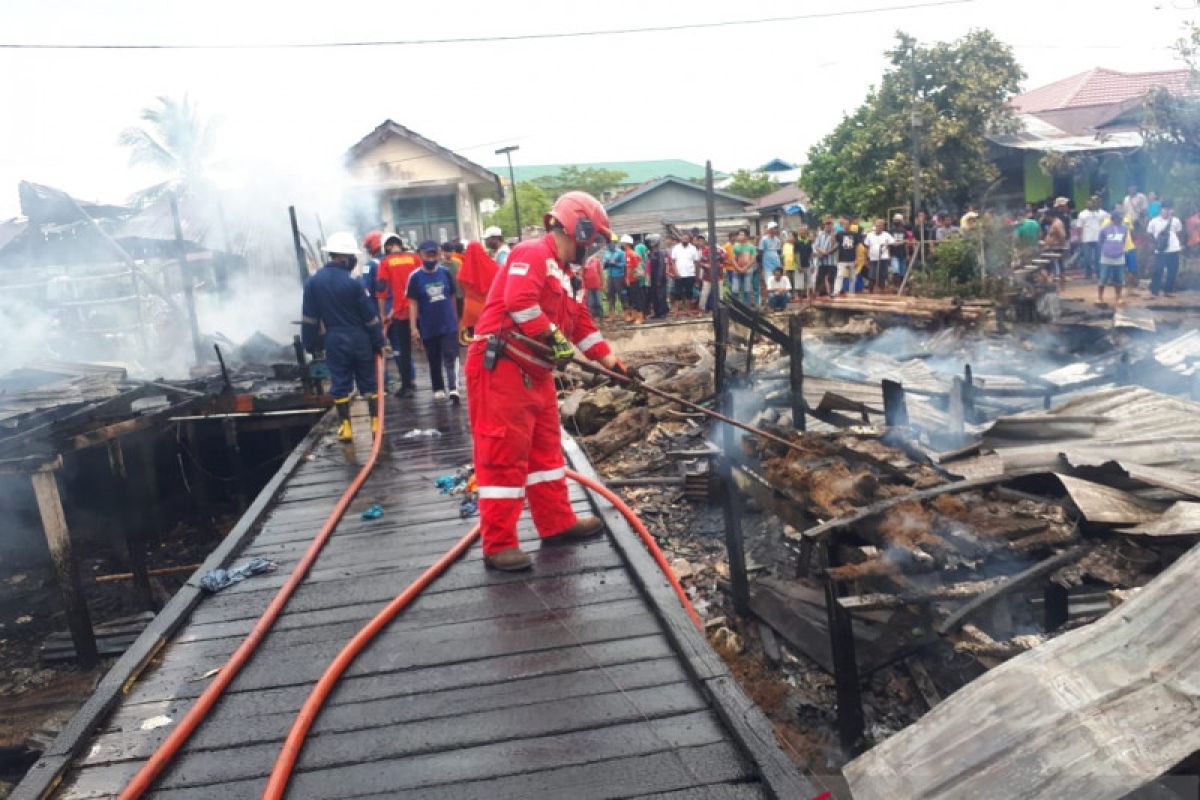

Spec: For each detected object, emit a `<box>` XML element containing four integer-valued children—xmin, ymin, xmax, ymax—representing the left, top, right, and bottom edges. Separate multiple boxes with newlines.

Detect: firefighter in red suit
<box><xmin>467</xmin><ymin>191</ymin><xmax>636</xmax><ymax>571</ymax></box>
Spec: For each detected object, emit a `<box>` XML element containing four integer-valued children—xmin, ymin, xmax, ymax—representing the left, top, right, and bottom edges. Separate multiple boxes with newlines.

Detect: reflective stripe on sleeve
<box><xmin>510</xmin><ymin>305</ymin><xmax>543</xmax><ymax>324</ymax></box>
<box><xmin>302</xmin><ymin>315</ymin><xmax>319</xmax><ymax>324</ymax></box>
<box><xmin>478</xmin><ymin>486</ymin><xmax>526</xmax><ymax>499</ymax></box>
<box><xmin>526</xmin><ymin>467</ymin><xmax>566</xmax><ymax>486</ymax></box>
<box><xmin>576</xmin><ymin>332</ymin><xmax>604</xmax><ymax>352</ymax></box>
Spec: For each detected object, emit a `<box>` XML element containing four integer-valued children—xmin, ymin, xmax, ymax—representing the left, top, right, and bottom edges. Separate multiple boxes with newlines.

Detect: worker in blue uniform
<box><xmin>301</xmin><ymin>231</ymin><xmax>386</xmax><ymax>441</ymax></box>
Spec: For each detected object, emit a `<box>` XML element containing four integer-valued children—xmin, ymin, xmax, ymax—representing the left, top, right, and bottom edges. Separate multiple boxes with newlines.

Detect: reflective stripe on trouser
<box><xmin>466</xmin><ymin>343</ymin><xmax>576</xmax><ymax>556</ymax></box>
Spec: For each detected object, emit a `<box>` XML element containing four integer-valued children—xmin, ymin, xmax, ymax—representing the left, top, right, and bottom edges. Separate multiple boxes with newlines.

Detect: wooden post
<box><xmin>882</xmin><ymin>379</ymin><xmax>909</xmax><ymax>428</ymax></box>
<box><xmin>30</xmin><ymin>461</ymin><xmax>98</xmax><ymax>667</ymax></box>
<box><xmin>1043</xmin><ymin>583</ymin><xmax>1070</xmax><ymax>631</ymax></box>
<box><xmin>223</xmin><ymin>418</ymin><xmax>247</xmax><ymax>507</ymax></box>
<box><xmin>948</xmin><ymin>376</ymin><xmax>966</xmax><ymax>445</ymax></box>
<box><xmin>137</xmin><ymin>436</ymin><xmax>164</xmax><ymax>544</ymax></box>
<box><xmin>788</xmin><ymin>314</ymin><xmax>806</xmax><ymax>431</ymax></box>
<box><xmin>183</xmin><ymin>421</ymin><xmax>209</xmax><ymax>513</ymax></box>
<box><xmin>107</xmin><ymin>440</ymin><xmax>154</xmax><ymax>611</ymax></box>
<box><xmin>713</xmin><ymin>303</ymin><xmax>729</xmax><ymax>397</ymax></box>
<box><xmin>962</xmin><ymin>364</ymin><xmax>975</xmax><ymax>423</ymax></box>
<box><xmin>705</xmin><ymin>161</ymin><xmax>720</xmax><ymax>310</ymax></box>
<box><xmin>825</xmin><ymin>574</ymin><xmax>864</xmax><ymax>754</ymax></box>
<box><xmin>745</xmin><ymin>316</ymin><xmax>760</xmax><ymax>378</ymax></box>
<box><xmin>719</xmin><ymin>390</ymin><xmax>750</xmax><ymax>616</ymax></box>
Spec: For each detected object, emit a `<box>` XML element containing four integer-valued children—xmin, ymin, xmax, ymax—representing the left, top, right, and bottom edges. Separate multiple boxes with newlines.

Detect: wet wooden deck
<box><xmin>16</xmin><ymin>386</ymin><xmax>814</xmax><ymax>800</ymax></box>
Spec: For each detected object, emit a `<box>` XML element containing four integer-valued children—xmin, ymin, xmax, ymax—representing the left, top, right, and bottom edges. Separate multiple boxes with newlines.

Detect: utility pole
<box><xmin>495</xmin><ymin>145</ymin><xmax>522</xmax><ymax>240</ymax></box>
<box><xmin>705</xmin><ymin>160</ymin><xmax>719</xmax><ymax>302</ymax></box>
<box><xmin>910</xmin><ymin>43</ymin><xmax>923</xmax><ymax>230</ymax></box>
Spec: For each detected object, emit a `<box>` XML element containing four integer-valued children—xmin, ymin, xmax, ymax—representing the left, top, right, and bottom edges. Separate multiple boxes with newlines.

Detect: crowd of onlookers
<box><xmin>576</xmin><ymin>183</ymin><xmax>1192</xmax><ymax>323</ymax></box>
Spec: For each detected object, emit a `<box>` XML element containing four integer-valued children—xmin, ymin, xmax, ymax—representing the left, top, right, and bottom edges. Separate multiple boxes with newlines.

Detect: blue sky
<box><xmin>0</xmin><ymin>0</ymin><xmax>1192</xmax><ymax>219</ymax></box>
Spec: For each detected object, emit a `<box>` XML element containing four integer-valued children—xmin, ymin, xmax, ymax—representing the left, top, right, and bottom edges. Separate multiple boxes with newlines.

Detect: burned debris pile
<box><xmin>574</xmin><ymin>302</ymin><xmax>1200</xmax><ymax>796</ymax></box>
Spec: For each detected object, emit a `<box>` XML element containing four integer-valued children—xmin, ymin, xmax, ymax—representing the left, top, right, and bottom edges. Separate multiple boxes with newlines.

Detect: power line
<box><xmin>0</xmin><ymin>0</ymin><xmax>976</xmax><ymax>50</ymax></box>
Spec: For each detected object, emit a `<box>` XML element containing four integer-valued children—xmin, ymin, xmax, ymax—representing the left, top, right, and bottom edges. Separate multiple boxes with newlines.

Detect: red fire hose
<box><xmin>121</xmin><ymin>350</ymin><xmax>701</xmax><ymax>798</ymax></box>
<box><xmin>119</xmin><ymin>354</ymin><xmax>387</xmax><ymax>800</ymax></box>
<box><xmin>260</xmin><ymin>469</ymin><xmax>700</xmax><ymax>799</ymax></box>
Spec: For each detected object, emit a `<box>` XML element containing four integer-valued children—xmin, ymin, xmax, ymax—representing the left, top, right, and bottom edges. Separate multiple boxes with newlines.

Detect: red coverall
<box><xmin>467</xmin><ymin>233</ymin><xmax>611</xmax><ymax>556</ymax></box>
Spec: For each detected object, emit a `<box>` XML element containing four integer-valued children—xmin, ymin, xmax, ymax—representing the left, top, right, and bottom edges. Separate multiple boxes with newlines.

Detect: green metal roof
<box><xmin>487</xmin><ymin>159</ymin><xmax>721</xmax><ymax>185</ymax></box>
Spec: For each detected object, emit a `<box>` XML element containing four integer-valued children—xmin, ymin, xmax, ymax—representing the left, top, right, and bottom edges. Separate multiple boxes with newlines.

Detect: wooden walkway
<box><xmin>15</xmin><ymin>386</ymin><xmax>814</xmax><ymax>800</ymax></box>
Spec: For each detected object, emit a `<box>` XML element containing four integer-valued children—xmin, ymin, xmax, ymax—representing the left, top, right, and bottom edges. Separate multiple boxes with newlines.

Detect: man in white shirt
<box><xmin>1147</xmin><ymin>202</ymin><xmax>1183</xmax><ymax>297</ymax></box>
<box><xmin>863</xmin><ymin>219</ymin><xmax>895</xmax><ymax>293</ymax></box>
<box><xmin>1123</xmin><ymin>185</ymin><xmax>1149</xmax><ymax>226</ymax></box>
<box><xmin>766</xmin><ymin>267</ymin><xmax>792</xmax><ymax>311</ymax></box>
<box><xmin>670</xmin><ymin>235</ymin><xmax>700</xmax><ymax>312</ymax></box>
<box><xmin>1075</xmin><ymin>196</ymin><xmax>1105</xmax><ymax>280</ymax></box>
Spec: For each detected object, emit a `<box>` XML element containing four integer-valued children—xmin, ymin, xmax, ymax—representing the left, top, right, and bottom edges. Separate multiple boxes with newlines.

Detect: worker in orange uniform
<box><xmin>374</xmin><ymin>233</ymin><xmax>421</xmax><ymax>397</ymax></box>
<box><xmin>467</xmin><ymin>191</ymin><xmax>638</xmax><ymax>571</ymax></box>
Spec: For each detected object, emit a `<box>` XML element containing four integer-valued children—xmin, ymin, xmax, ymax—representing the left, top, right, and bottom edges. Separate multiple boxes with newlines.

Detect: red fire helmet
<box><xmin>362</xmin><ymin>230</ymin><xmax>383</xmax><ymax>255</ymax></box>
<box><xmin>543</xmin><ymin>191</ymin><xmax>611</xmax><ymax>245</ymax></box>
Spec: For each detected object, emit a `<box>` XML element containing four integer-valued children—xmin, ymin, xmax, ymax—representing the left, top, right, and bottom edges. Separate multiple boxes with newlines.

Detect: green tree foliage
<box><xmin>533</xmin><ymin>166</ymin><xmax>628</xmax><ymax>198</ymax></box>
<box><xmin>483</xmin><ymin>182</ymin><xmax>551</xmax><ymax>237</ymax></box>
<box><xmin>1142</xmin><ymin>23</ymin><xmax>1200</xmax><ymax>212</ymax></box>
<box><xmin>724</xmin><ymin>169</ymin><xmax>779</xmax><ymax>199</ymax></box>
<box><xmin>119</xmin><ymin>94</ymin><xmax>218</xmax><ymax>206</ymax></box>
<box><xmin>800</xmin><ymin>30</ymin><xmax>1024</xmax><ymax>215</ymax></box>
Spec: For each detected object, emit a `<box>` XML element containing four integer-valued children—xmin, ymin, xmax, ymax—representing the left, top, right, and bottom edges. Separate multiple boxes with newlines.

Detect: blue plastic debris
<box><xmin>434</xmin><ymin>476</ymin><xmax>457</xmax><ymax>494</ymax></box>
<box><xmin>361</xmin><ymin>503</ymin><xmax>384</xmax><ymax>520</ymax></box>
<box><xmin>459</xmin><ymin>499</ymin><xmax>478</xmax><ymax>518</ymax></box>
<box><xmin>199</xmin><ymin>558</ymin><xmax>277</xmax><ymax>593</ymax></box>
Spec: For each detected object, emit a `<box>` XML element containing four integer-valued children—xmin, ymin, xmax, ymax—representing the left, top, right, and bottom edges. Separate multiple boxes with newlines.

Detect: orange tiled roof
<box><xmin>1013</xmin><ymin>68</ymin><xmax>1193</xmax><ymax>113</ymax></box>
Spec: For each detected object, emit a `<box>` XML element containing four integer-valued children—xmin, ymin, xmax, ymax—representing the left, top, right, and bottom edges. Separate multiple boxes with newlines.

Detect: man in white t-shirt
<box><xmin>863</xmin><ymin>219</ymin><xmax>895</xmax><ymax>293</ymax></box>
<box><xmin>670</xmin><ymin>235</ymin><xmax>700</xmax><ymax>312</ymax></box>
<box><xmin>1075</xmin><ymin>196</ymin><xmax>1105</xmax><ymax>280</ymax></box>
<box><xmin>766</xmin><ymin>267</ymin><xmax>792</xmax><ymax>311</ymax></box>
<box><xmin>1147</xmin><ymin>202</ymin><xmax>1183</xmax><ymax>297</ymax></box>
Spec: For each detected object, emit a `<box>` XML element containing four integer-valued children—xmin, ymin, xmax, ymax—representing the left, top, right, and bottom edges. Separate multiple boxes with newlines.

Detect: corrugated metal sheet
<box><xmin>845</xmin><ymin>538</ymin><xmax>1200</xmax><ymax>800</ymax></box>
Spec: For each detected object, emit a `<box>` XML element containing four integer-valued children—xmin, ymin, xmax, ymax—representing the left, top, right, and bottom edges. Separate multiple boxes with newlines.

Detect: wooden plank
<box><xmin>85</xmin><ymin>678</ymin><xmax>704</xmax><ymax>773</ymax></box>
<box><xmin>148</xmin><ymin>741</ymin><xmax>754</xmax><ymax>800</ymax></box>
<box><xmin>175</xmin><ymin>568</ymin><xmax>634</xmax><ymax>645</ymax></box>
<box><xmin>98</xmin><ymin>656</ymin><xmax>688</xmax><ymax>760</ymax></box>
<box><xmin>62</xmin><ymin>708</ymin><xmax>726</xmax><ymax>797</ymax></box>
<box><xmin>122</xmin><ymin>632</ymin><xmax>674</xmax><ymax>710</ymax></box>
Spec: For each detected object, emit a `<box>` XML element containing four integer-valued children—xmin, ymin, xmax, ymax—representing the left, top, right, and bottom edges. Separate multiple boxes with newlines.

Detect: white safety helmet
<box><xmin>382</xmin><ymin>232</ymin><xmax>404</xmax><ymax>250</ymax></box>
<box><xmin>619</xmin><ymin>234</ymin><xmax>634</xmax><ymax>245</ymax></box>
<box><xmin>483</xmin><ymin>225</ymin><xmax>503</xmax><ymax>239</ymax></box>
<box><xmin>324</xmin><ymin>230</ymin><xmax>360</xmax><ymax>256</ymax></box>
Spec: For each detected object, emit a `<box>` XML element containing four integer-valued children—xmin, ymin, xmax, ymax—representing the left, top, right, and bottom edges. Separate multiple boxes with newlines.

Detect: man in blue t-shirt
<box><xmin>406</xmin><ymin>240</ymin><xmax>462</xmax><ymax>402</ymax></box>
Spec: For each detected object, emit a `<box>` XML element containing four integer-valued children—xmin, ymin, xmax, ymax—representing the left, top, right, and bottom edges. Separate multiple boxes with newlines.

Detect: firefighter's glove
<box><xmin>611</xmin><ymin>359</ymin><xmax>643</xmax><ymax>384</ymax></box>
<box><xmin>547</xmin><ymin>328</ymin><xmax>574</xmax><ymax>368</ymax></box>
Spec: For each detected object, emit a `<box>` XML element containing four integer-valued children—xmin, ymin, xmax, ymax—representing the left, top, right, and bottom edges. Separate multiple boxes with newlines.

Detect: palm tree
<box><xmin>119</xmin><ymin>94</ymin><xmax>217</xmax><ymax>206</ymax></box>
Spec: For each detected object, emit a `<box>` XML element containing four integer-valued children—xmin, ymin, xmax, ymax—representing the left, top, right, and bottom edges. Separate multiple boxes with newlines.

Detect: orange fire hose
<box><xmin>119</xmin><ymin>354</ymin><xmax>387</xmax><ymax>800</ymax></box>
<box><xmin>261</xmin><ymin>468</ymin><xmax>701</xmax><ymax>799</ymax></box>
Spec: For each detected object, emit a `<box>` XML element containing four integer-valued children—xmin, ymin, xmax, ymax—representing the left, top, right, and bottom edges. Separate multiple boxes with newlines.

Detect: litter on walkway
<box><xmin>198</xmin><ymin>558</ymin><xmax>277</xmax><ymax>593</ymax></box>
<box><xmin>360</xmin><ymin>504</ymin><xmax>384</xmax><ymax>521</ymax></box>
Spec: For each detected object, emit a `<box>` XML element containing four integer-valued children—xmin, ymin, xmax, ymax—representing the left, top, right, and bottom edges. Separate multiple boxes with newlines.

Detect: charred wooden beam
<box><xmin>882</xmin><ymin>379</ymin><xmax>909</xmax><ymax>428</ymax></box>
<box><xmin>30</xmin><ymin>458</ymin><xmax>97</xmax><ymax>667</ymax></box>
<box><xmin>107</xmin><ymin>439</ymin><xmax>154</xmax><ymax>611</ymax></box>
<box><xmin>825</xmin><ymin>573</ymin><xmax>865</xmax><ymax>754</ymax></box>
<box><xmin>788</xmin><ymin>314</ymin><xmax>806</xmax><ymax>432</ymax></box>
<box><xmin>713</xmin><ymin>304</ymin><xmax>729</xmax><ymax>396</ymax></box>
<box><xmin>936</xmin><ymin>545</ymin><xmax>1089</xmax><ymax>635</ymax></box>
